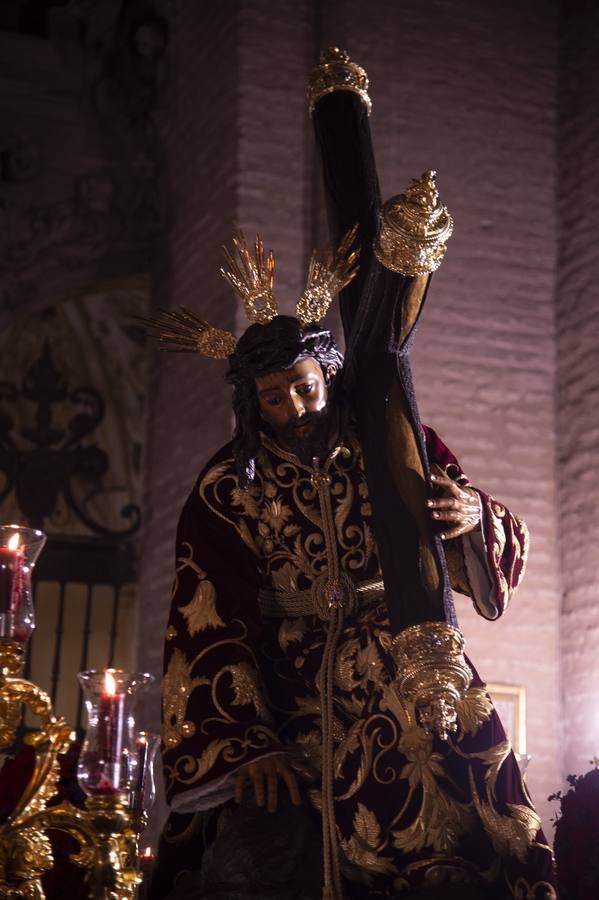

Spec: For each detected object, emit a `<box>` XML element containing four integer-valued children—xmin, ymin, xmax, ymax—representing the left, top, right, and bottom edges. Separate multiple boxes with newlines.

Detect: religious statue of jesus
<box><xmin>147</xmin><ymin>48</ymin><xmax>556</xmax><ymax>900</ymax></box>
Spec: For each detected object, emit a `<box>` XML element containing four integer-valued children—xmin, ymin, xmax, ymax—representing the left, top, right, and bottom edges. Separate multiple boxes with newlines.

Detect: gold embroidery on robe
<box><xmin>456</xmin><ymin>686</ymin><xmax>494</xmax><ymax>737</ymax></box>
<box><xmin>179</xmin><ymin>579</ymin><xmax>225</xmax><ymax>635</ymax></box>
<box><xmin>199</xmin><ymin>436</ymin><xmax>379</xmax><ymax>595</ymax></box>
<box><xmin>162</xmin><ymin>648</ymin><xmax>207</xmax><ymax>749</ymax></box>
<box><xmin>339</xmin><ymin>803</ymin><xmax>396</xmax><ymax>877</ymax></box>
<box><xmin>469</xmin><ymin>767</ymin><xmax>541</xmax><ymax>864</ymax></box>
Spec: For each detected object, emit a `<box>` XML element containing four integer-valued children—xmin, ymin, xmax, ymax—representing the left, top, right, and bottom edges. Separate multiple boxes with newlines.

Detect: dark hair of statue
<box><xmin>226</xmin><ymin>315</ymin><xmax>345</xmax><ymax>487</ymax></box>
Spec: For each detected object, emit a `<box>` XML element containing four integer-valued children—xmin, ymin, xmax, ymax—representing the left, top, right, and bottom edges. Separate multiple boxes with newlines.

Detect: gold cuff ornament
<box><xmin>141</xmin><ymin>227</ymin><xmax>359</xmax><ymax>360</ymax></box>
<box><xmin>307</xmin><ymin>47</ymin><xmax>371</xmax><ymax>115</ymax></box>
<box><xmin>391</xmin><ymin>622</ymin><xmax>473</xmax><ymax>741</ymax></box>
<box><xmin>374</xmin><ymin>170</ymin><xmax>453</xmax><ymax>276</ymax></box>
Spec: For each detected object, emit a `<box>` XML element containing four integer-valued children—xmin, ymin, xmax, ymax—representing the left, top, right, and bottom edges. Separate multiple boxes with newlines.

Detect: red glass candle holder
<box><xmin>77</xmin><ymin>668</ymin><xmax>154</xmax><ymax>796</ymax></box>
<box><xmin>0</xmin><ymin>525</ymin><xmax>46</xmax><ymax>643</ymax></box>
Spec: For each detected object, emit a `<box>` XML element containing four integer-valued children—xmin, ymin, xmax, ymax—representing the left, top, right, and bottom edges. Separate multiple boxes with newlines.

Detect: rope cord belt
<box><xmin>257</xmin><ymin>576</ymin><xmax>385</xmax><ymax>619</ymax></box>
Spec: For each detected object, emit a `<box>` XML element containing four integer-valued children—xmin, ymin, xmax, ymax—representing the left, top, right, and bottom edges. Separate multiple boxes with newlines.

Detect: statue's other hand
<box><xmin>426</xmin><ymin>464</ymin><xmax>481</xmax><ymax>541</ymax></box>
<box><xmin>234</xmin><ymin>753</ymin><xmax>302</xmax><ymax>813</ymax></box>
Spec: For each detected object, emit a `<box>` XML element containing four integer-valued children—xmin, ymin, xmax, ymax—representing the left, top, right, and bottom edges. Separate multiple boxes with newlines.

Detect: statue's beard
<box><xmin>271</xmin><ymin>407</ymin><xmax>332</xmax><ymax>465</ymax></box>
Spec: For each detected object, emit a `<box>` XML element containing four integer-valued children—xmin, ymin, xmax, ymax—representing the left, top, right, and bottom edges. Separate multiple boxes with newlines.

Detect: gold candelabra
<box><xmin>0</xmin><ymin>525</ymin><xmax>156</xmax><ymax>900</ymax></box>
<box><xmin>0</xmin><ymin>638</ymin><xmax>145</xmax><ymax>900</ymax></box>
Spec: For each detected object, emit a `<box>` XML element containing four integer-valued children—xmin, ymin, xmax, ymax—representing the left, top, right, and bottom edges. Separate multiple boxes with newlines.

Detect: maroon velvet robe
<box><xmin>160</xmin><ymin>425</ymin><xmax>556</xmax><ymax>898</ymax></box>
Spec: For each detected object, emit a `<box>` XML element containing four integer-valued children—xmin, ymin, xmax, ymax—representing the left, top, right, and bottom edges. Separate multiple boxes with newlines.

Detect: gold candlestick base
<box><xmin>0</xmin><ymin>641</ymin><xmax>144</xmax><ymax>900</ymax></box>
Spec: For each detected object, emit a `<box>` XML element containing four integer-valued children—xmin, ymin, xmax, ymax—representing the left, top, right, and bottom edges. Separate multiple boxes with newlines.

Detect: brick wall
<box><xmin>135</xmin><ymin>0</ymin><xmax>240</xmax><ymax>730</ymax></box>
<box><xmin>557</xmin><ymin>1</ymin><xmax>599</xmax><ymax>777</ymax></box>
<box><xmin>135</xmin><ymin>0</ymin><xmax>563</xmax><ymax>835</ymax></box>
<box><xmin>135</xmin><ymin>0</ymin><xmax>316</xmax><ymax>722</ymax></box>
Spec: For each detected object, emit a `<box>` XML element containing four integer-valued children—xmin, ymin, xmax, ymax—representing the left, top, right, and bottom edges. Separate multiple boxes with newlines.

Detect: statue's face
<box><xmin>255</xmin><ymin>358</ymin><xmax>335</xmax><ymax>458</ymax></box>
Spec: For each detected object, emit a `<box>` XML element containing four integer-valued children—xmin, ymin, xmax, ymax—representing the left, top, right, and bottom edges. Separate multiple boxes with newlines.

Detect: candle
<box><xmin>0</xmin><ymin>533</ymin><xmax>23</xmax><ymax>639</ymax></box>
<box><xmin>139</xmin><ymin>845</ymin><xmax>155</xmax><ymax>875</ymax></box>
<box><xmin>95</xmin><ymin>669</ymin><xmax>125</xmax><ymax>793</ymax></box>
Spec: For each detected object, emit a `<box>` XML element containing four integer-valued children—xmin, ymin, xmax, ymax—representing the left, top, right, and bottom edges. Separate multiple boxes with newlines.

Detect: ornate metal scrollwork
<box><xmin>0</xmin><ymin>340</ymin><xmax>140</xmax><ymax>537</ymax></box>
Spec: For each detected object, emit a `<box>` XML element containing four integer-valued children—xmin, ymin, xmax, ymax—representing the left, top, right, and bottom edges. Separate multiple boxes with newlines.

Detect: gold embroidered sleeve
<box><xmin>161</xmin><ymin>460</ymin><xmax>281</xmax><ymax>808</ymax></box>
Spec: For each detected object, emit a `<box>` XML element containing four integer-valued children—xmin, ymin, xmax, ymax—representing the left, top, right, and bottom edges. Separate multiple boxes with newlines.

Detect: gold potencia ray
<box><xmin>141</xmin><ymin>227</ymin><xmax>360</xmax><ymax>359</ymax></box>
<box><xmin>220</xmin><ymin>230</ymin><xmax>278</xmax><ymax>325</ymax></box>
<box><xmin>138</xmin><ymin>306</ymin><xmax>237</xmax><ymax>360</ymax></box>
<box><xmin>296</xmin><ymin>224</ymin><xmax>359</xmax><ymax>325</ymax></box>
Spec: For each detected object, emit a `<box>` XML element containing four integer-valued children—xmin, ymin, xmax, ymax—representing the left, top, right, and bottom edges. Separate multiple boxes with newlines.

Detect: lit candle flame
<box><xmin>142</xmin><ymin>846</ymin><xmax>153</xmax><ymax>858</ymax></box>
<box><xmin>8</xmin><ymin>533</ymin><xmax>19</xmax><ymax>551</ymax></box>
<box><xmin>104</xmin><ymin>670</ymin><xmax>117</xmax><ymax>696</ymax></box>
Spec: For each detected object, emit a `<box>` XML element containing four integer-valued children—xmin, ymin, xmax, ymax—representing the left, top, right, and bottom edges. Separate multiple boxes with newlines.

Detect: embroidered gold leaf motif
<box><xmin>179</xmin><ymin>579</ymin><xmax>225</xmax><ymax>635</ymax></box>
<box><xmin>226</xmin><ymin>661</ymin><xmax>271</xmax><ymax>722</ymax></box>
<box><xmin>271</xmin><ymin>561</ymin><xmax>301</xmax><ymax>593</ymax></box>
<box><xmin>392</xmin><ymin>724</ymin><xmax>474</xmax><ymax>854</ymax></box>
<box><xmin>334</xmin><ymin>720</ymin><xmax>362</xmax><ymax>778</ymax></box>
<box><xmin>162</xmin><ymin>649</ymin><xmax>208</xmax><ymax>749</ymax></box>
<box><xmin>340</xmin><ymin>803</ymin><xmax>396</xmax><ymax>876</ymax></box>
<box><xmin>196</xmin><ymin>738</ymin><xmax>231</xmax><ymax>779</ymax></box>
<box><xmin>200</xmin><ymin>462</ymin><xmax>232</xmax><ymax>490</ymax></box>
<box><xmin>378</xmin><ymin>683</ymin><xmax>415</xmax><ymax>732</ymax></box>
<box><xmin>392</xmin><ymin>785</ymin><xmax>473</xmax><ymax>855</ymax></box>
<box><xmin>355</xmin><ymin>803</ymin><xmax>381</xmax><ymax>845</ymax></box>
<box><xmin>355</xmin><ymin>634</ymin><xmax>383</xmax><ymax>684</ymax></box>
<box><xmin>470</xmin><ymin>778</ymin><xmax>540</xmax><ymax>863</ymax></box>
<box><xmin>339</xmin><ymin>693</ymin><xmax>367</xmax><ymax>718</ymax></box>
<box><xmin>262</xmin><ymin>498</ymin><xmax>293</xmax><ymax>532</ymax></box>
<box><xmin>336</xmin><ymin>723</ymin><xmax>376</xmax><ymax>801</ymax></box>
<box><xmin>282</xmin><ymin>523</ymin><xmax>301</xmax><ymax>538</ymax></box>
<box><xmin>264</xmin><ymin>481</ymin><xmax>277</xmax><ymax>499</ymax></box>
<box><xmin>398</xmin><ymin>726</ymin><xmax>434</xmax><ymax>767</ymax></box>
<box><xmin>333</xmin><ymin>479</ymin><xmax>353</xmax><ymax>537</ymax></box>
<box><xmin>231</xmin><ymin>486</ymin><xmax>259</xmax><ymax>519</ymax></box>
<box><xmin>456</xmin><ymin>686</ymin><xmax>493</xmax><ymax>736</ymax></box>
<box><xmin>332</xmin><ymin>717</ymin><xmax>347</xmax><ymax>742</ymax></box>
<box><xmin>278</xmin><ymin>616</ymin><xmax>307</xmax><ymax>651</ymax></box>
<box><xmin>335</xmin><ymin>638</ymin><xmax>361</xmax><ymax>691</ymax></box>
<box><xmin>176</xmin><ymin>738</ymin><xmax>232</xmax><ymax>785</ymax></box>
<box><xmin>473</xmin><ymin>739</ymin><xmax>511</xmax><ymax>799</ymax></box>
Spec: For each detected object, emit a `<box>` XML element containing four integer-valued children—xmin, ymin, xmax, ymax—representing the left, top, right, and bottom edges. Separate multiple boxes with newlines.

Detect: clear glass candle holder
<box><xmin>77</xmin><ymin>668</ymin><xmax>154</xmax><ymax>796</ymax></box>
<box><xmin>129</xmin><ymin>731</ymin><xmax>160</xmax><ymax>814</ymax></box>
<box><xmin>0</xmin><ymin>524</ymin><xmax>46</xmax><ymax>643</ymax></box>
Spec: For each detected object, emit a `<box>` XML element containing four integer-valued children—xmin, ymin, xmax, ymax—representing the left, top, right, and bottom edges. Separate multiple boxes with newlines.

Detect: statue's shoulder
<box><xmin>193</xmin><ymin>442</ymin><xmax>243</xmax><ymax>523</ymax></box>
<box><xmin>198</xmin><ymin>441</ymin><xmax>236</xmax><ymax>480</ymax></box>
